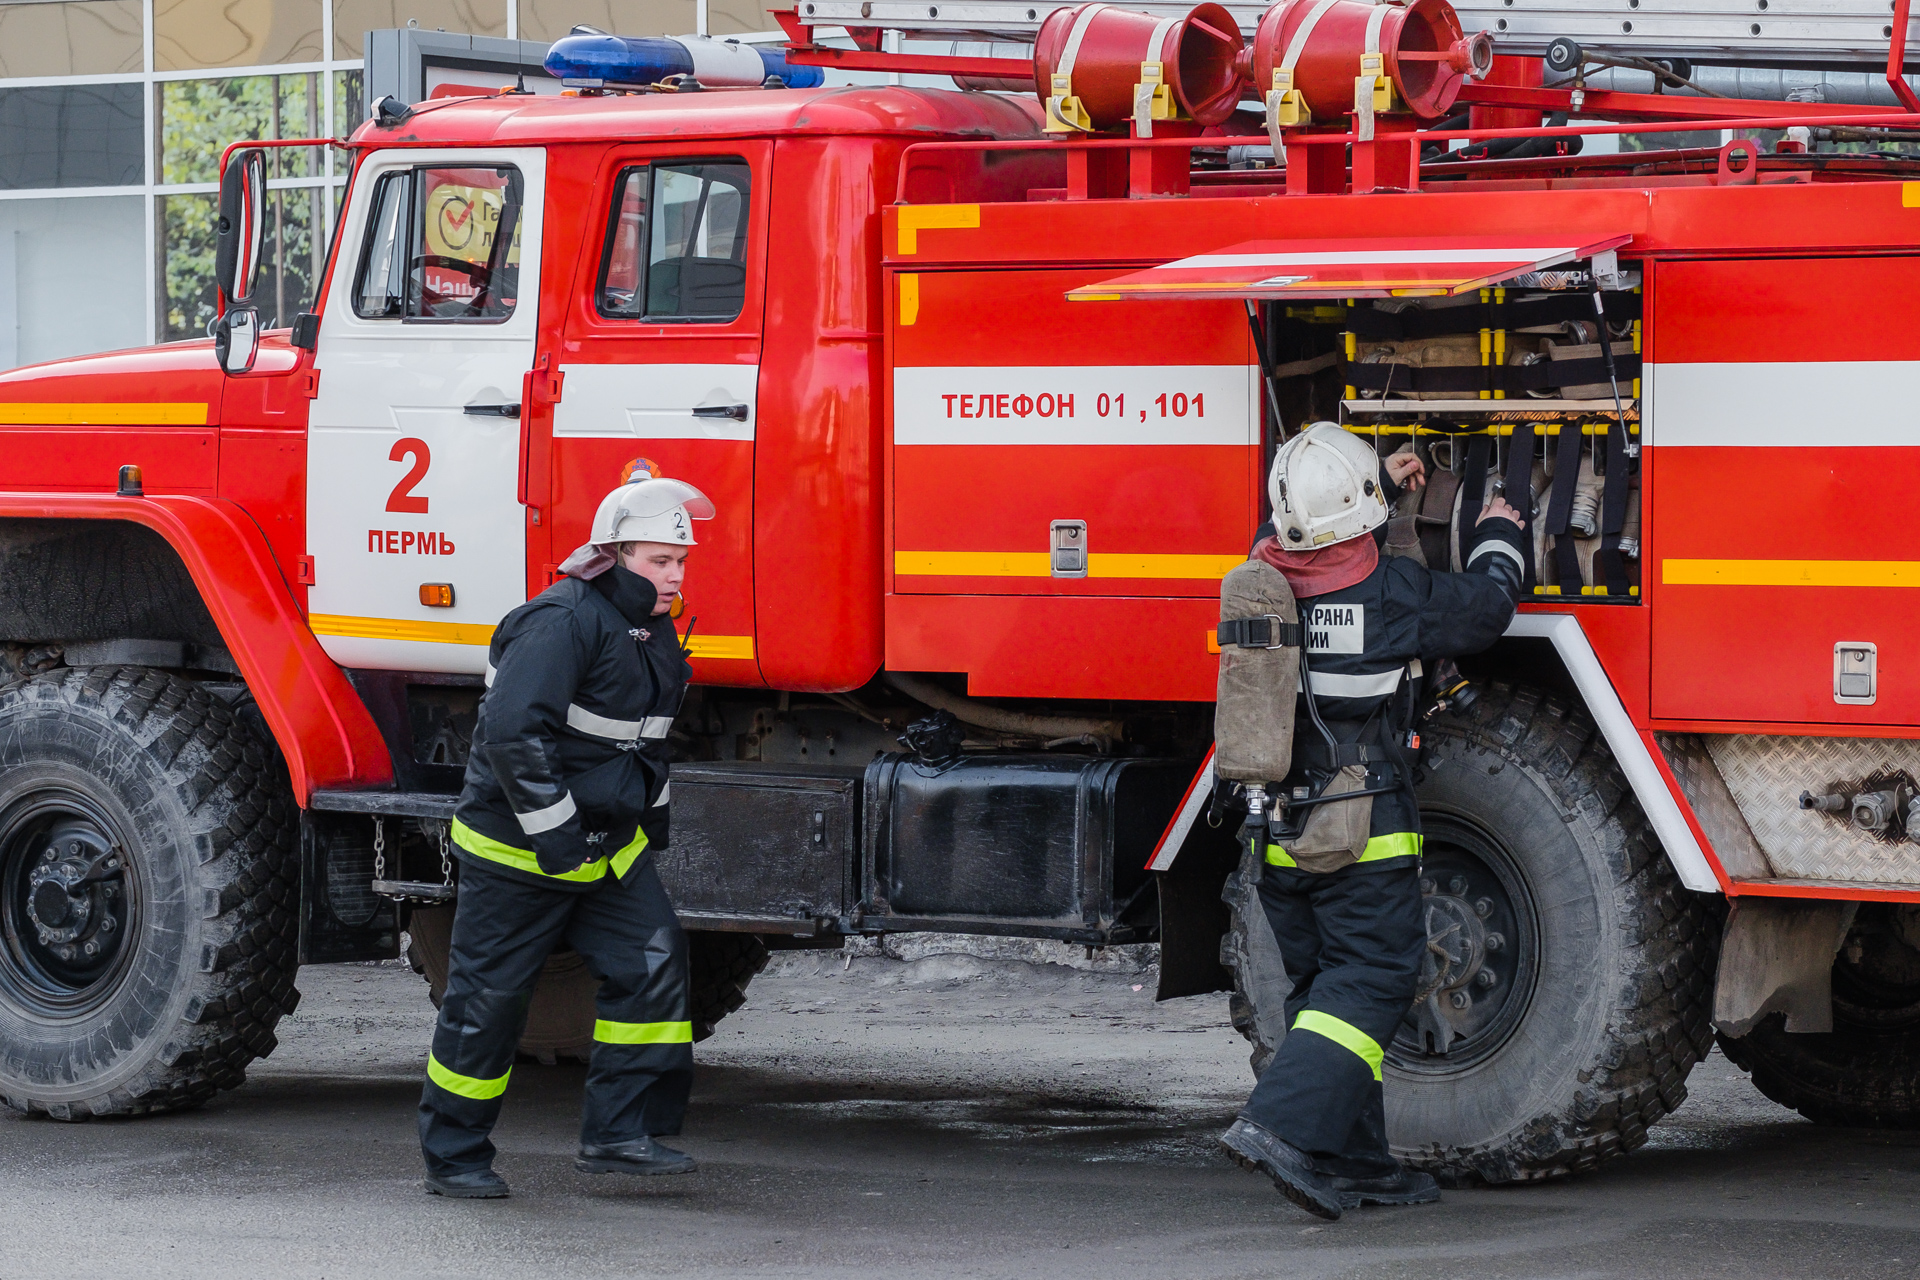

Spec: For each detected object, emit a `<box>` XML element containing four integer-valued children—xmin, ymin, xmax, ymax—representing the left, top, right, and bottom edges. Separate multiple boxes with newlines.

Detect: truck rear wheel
<box><xmin>1222</xmin><ymin>682</ymin><xmax>1719</xmax><ymax>1183</ymax></box>
<box><xmin>1718</xmin><ymin>904</ymin><xmax>1920</xmax><ymax>1127</ymax></box>
<box><xmin>0</xmin><ymin>667</ymin><xmax>300</xmax><ymax>1118</ymax></box>
<box><xmin>408</xmin><ymin>908</ymin><xmax>767</xmax><ymax>1058</ymax></box>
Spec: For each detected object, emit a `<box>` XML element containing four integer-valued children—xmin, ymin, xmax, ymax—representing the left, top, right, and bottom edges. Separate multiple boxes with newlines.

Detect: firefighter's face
<box><xmin>619</xmin><ymin>541</ymin><xmax>690</xmax><ymax>616</ymax></box>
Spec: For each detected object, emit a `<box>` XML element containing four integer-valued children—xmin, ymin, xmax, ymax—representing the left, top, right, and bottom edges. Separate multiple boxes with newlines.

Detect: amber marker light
<box><xmin>419</xmin><ymin>583</ymin><xmax>455</xmax><ymax>607</ymax></box>
<box><xmin>116</xmin><ymin>464</ymin><xmax>143</xmax><ymax>497</ymax></box>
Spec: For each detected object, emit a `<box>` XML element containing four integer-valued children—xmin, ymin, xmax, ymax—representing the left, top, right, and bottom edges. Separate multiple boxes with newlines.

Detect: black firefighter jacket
<box><xmin>450</xmin><ymin>563</ymin><xmax>690</xmax><ymax>891</ymax></box>
<box><xmin>1255</xmin><ymin>480</ymin><xmax>1527</xmax><ymax>864</ymax></box>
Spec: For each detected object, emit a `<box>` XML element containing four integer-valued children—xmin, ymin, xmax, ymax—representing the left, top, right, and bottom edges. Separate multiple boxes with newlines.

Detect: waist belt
<box><xmin>1296</xmin><ymin>740</ymin><xmax>1400</xmax><ymax>770</ymax></box>
<box><xmin>1218</xmin><ymin>615</ymin><xmax>1303</xmax><ymax>649</ymax></box>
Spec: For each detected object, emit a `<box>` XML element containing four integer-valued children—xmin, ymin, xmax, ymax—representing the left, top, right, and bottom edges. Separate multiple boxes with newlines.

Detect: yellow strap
<box><xmin>594</xmin><ymin>1019</ymin><xmax>694</xmax><ymax>1045</ymax></box>
<box><xmin>1293</xmin><ymin>1010</ymin><xmax>1385</xmax><ymax>1082</ymax></box>
<box><xmin>1267</xmin><ymin>831</ymin><xmax>1422</xmax><ymax>869</ymax></box>
<box><xmin>427</xmin><ymin>1052</ymin><xmax>512</xmax><ymax>1100</ymax></box>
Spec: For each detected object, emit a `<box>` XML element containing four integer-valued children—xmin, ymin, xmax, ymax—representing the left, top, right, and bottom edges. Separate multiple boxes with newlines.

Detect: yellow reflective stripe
<box><xmin>683</xmin><ymin>633</ymin><xmax>755</xmax><ymax>660</ymax></box>
<box><xmin>309</xmin><ymin>613</ymin><xmax>496</xmax><ymax>646</ymax></box>
<box><xmin>0</xmin><ymin>401</ymin><xmax>208</xmax><ymax>426</ymax></box>
<box><xmin>593</xmin><ymin>1019</ymin><xmax>693</xmax><ymax>1045</ymax></box>
<box><xmin>1293</xmin><ymin>1010</ymin><xmax>1385</xmax><ymax>1082</ymax></box>
<box><xmin>893</xmin><ymin>550</ymin><xmax>1241</xmax><ymax>580</ymax></box>
<box><xmin>1360</xmin><ymin>831</ymin><xmax>1421</xmax><ymax>863</ymax></box>
<box><xmin>451</xmin><ymin>817</ymin><xmax>609</xmax><ymax>884</ymax></box>
<box><xmin>1662</xmin><ymin>558</ymin><xmax>1920</xmax><ymax>588</ymax></box>
<box><xmin>610</xmin><ymin>827</ymin><xmax>649</xmax><ymax>879</ymax></box>
<box><xmin>895</xmin><ymin>203</ymin><xmax>979</xmax><ymax>255</ymax></box>
<box><xmin>1266</xmin><ymin>831</ymin><xmax>1422</xmax><ymax>868</ymax></box>
<box><xmin>427</xmin><ymin>1052</ymin><xmax>511</xmax><ymax>1100</ymax></box>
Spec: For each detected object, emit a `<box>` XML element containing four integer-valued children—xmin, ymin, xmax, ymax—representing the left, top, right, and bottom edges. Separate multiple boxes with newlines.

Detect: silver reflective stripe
<box><xmin>567</xmin><ymin>704</ymin><xmax>643</xmax><ymax>741</ymax></box>
<box><xmin>1306</xmin><ymin>668</ymin><xmax>1405</xmax><ymax>698</ymax></box>
<box><xmin>640</xmin><ymin>715</ymin><xmax>672</xmax><ymax>740</ymax></box>
<box><xmin>515</xmin><ymin>791</ymin><xmax>577</xmax><ymax>835</ymax></box>
<box><xmin>484</xmin><ymin>663</ymin><xmax>496</xmax><ymax>689</ymax></box>
<box><xmin>1468</xmin><ymin>539</ymin><xmax>1526</xmax><ymax>573</ymax></box>
<box><xmin>652</xmin><ymin>781</ymin><xmax>670</xmax><ymax>807</ymax></box>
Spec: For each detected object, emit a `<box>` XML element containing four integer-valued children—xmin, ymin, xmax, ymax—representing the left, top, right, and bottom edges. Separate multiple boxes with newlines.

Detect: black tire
<box><xmin>1222</xmin><ymin>682</ymin><xmax>1719</xmax><ymax>1183</ymax></box>
<box><xmin>687</xmin><ymin>932</ymin><xmax>769</xmax><ymax>1040</ymax></box>
<box><xmin>1718</xmin><ymin>903</ymin><xmax>1920</xmax><ymax>1127</ymax></box>
<box><xmin>407</xmin><ymin>909</ymin><xmax>768</xmax><ymax>1054</ymax></box>
<box><xmin>0</xmin><ymin>667</ymin><xmax>300</xmax><ymax>1118</ymax></box>
<box><xmin>1720</xmin><ymin>1015</ymin><xmax>1920</xmax><ymax>1128</ymax></box>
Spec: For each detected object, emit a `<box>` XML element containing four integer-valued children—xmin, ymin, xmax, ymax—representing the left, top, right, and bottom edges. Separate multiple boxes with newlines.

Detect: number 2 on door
<box><xmin>387</xmin><ymin>438</ymin><xmax>430</xmax><ymax>513</ymax></box>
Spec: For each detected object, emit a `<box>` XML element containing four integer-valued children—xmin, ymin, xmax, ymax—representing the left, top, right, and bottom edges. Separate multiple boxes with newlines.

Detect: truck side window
<box><xmin>596</xmin><ymin>160</ymin><xmax>751</xmax><ymax>322</ymax></box>
<box><xmin>352</xmin><ymin>165</ymin><xmax>524</xmax><ymax>321</ymax></box>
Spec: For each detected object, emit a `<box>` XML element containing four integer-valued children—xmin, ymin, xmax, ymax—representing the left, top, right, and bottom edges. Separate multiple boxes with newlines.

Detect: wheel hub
<box><xmin>25</xmin><ymin>834</ymin><xmax>121</xmax><ymax>957</ymax></box>
<box><xmin>3</xmin><ymin>812</ymin><xmax>134</xmax><ymax>1010</ymax></box>
<box><xmin>1390</xmin><ymin>818</ymin><xmax>1538</xmax><ymax>1071</ymax></box>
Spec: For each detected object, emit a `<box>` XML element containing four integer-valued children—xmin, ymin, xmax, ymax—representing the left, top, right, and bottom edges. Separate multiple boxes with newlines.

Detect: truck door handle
<box><xmin>464</xmin><ymin>402</ymin><xmax>521</xmax><ymax>417</ymax></box>
<box><xmin>691</xmin><ymin>403</ymin><xmax>749</xmax><ymax>421</ymax></box>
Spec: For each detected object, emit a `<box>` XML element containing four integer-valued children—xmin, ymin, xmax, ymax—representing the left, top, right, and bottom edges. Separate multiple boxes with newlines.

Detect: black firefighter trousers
<box><xmin>417</xmin><ymin>858</ymin><xmax>692</xmax><ymax>1178</ymax></box>
<box><xmin>1239</xmin><ymin>855</ymin><xmax>1427</xmax><ymax>1177</ymax></box>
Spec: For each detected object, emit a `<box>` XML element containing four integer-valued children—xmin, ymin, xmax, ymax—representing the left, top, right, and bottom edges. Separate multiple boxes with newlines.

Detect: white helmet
<box><xmin>588</xmin><ymin>476</ymin><xmax>715</xmax><ymax>547</ymax></box>
<box><xmin>1269</xmin><ymin>423</ymin><xmax>1389</xmax><ymax>550</ymax></box>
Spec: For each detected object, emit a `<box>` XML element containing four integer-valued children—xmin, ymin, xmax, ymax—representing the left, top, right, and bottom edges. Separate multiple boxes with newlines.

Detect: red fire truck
<box><xmin>1</xmin><ymin>0</ymin><xmax>1917</xmax><ymax>1185</ymax></box>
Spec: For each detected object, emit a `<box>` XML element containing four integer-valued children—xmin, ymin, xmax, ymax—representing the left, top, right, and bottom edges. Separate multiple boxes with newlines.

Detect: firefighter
<box><xmin>1218</xmin><ymin>423</ymin><xmax>1526</xmax><ymax>1220</ymax></box>
<box><xmin>417</xmin><ymin>474</ymin><xmax>713</xmax><ymax>1199</ymax></box>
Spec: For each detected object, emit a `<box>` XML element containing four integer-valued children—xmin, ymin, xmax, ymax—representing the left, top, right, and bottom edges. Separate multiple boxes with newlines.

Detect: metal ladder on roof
<box><xmin>789</xmin><ymin>0</ymin><xmax>1920</xmax><ymax>67</ymax></box>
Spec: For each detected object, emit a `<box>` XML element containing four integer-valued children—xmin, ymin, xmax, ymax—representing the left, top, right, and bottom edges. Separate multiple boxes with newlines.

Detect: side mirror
<box><xmin>215</xmin><ymin>307</ymin><xmax>259</xmax><ymax>375</ymax></box>
<box><xmin>215</xmin><ymin>148</ymin><xmax>266</xmax><ymax>308</ymax></box>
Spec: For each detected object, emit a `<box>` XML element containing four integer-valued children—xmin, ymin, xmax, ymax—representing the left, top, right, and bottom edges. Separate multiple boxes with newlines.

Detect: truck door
<box><xmin>546</xmin><ymin>144</ymin><xmax>767</xmax><ymax>684</ymax></box>
<box><xmin>305</xmin><ymin>148</ymin><xmax>546</xmax><ymax>675</ymax></box>
<box><xmin>1649</xmin><ymin>255</ymin><xmax>1920</xmax><ymax>726</ymax></box>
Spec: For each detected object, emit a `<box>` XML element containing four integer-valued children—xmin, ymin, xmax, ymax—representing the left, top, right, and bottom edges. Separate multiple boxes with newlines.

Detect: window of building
<box><xmin>597</xmin><ymin>160</ymin><xmax>750</xmax><ymax>322</ymax></box>
<box><xmin>0</xmin><ymin>85</ymin><xmax>144</xmax><ymax>190</ymax></box>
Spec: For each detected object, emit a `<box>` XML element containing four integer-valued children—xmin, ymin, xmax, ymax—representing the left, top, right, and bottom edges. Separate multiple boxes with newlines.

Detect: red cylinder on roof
<box><xmin>1246</xmin><ymin>0</ymin><xmax>1491</xmax><ymax>124</ymax></box>
<box><xmin>1032</xmin><ymin>3</ymin><xmax>1245</xmax><ymax>132</ymax></box>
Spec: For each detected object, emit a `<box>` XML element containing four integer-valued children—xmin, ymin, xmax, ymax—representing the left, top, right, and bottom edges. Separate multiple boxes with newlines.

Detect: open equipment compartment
<box><xmin>1330</xmin><ymin>265</ymin><xmax>1645</xmax><ymax>602</ymax></box>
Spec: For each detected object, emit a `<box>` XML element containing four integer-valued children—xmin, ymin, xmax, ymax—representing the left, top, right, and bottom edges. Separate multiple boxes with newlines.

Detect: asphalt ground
<box><xmin>2</xmin><ymin>949</ymin><xmax>1917</xmax><ymax>1280</ymax></box>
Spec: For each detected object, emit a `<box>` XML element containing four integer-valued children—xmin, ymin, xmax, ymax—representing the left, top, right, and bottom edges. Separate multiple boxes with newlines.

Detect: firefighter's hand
<box><xmin>1383</xmin><ymin>453</ymin><xmax>1426</xmax><ymax>491</ymax></box>
<box><xmin>1479</xmin><ymin>495</ymin><xmax>1524</xmax><ymax>526</ymax></box>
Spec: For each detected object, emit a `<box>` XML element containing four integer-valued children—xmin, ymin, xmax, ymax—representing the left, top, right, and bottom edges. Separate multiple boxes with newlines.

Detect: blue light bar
<box><xmin>544</xmin><ymin>33</ymin><xmax>825</xmax><ymax>89</ymax></box>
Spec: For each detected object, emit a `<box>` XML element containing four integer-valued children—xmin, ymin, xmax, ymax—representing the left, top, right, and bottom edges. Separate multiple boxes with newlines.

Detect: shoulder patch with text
<box><xmin>1306</xmin><ymin>603</ymin><xmax>1365</xmax><ymax>654</ymax></box>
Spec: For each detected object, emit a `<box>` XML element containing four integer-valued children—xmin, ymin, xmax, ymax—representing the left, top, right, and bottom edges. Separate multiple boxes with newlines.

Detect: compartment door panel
<box><xmin>1648</xmin><ymin>256</ymin><xmax>1920</xmax><ymax>726</ymax></box>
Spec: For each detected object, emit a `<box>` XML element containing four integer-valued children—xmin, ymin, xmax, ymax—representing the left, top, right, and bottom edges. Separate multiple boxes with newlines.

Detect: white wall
<box><xmin>0</xmin><ymin>196</ymin><xmax>145</xmax><ymax>372</ymax></box>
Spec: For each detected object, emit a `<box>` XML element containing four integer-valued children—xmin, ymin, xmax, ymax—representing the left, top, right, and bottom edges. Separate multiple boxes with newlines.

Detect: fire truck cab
<box><xmin>2</xmin><ymin>3</ymin><xmax>1919</xmax><ymax>1183</ymax></box>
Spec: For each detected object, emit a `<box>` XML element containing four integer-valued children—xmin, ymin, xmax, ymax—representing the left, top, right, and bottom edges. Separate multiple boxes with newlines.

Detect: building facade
<box><xmin>0</xmin><ymin>0</ymin><xmax>778</xmax><ymax>370</ymax></box>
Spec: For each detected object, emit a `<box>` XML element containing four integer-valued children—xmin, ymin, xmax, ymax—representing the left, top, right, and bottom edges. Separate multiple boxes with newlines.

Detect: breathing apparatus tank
<box><xmin>1214</xmin><ymin>559</ymin><xmax>1302</xmax><ymax>840</ymax></box>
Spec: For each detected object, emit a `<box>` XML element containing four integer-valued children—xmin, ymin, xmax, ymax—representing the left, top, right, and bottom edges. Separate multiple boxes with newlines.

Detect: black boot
<box><xmin>1219</xmin><ymin>1119</ymin><xmax>1342</xmax><ymax>1220</ymax></box>
<box><xmin>576</xmin><ymin>1135</ymin><xmax>698</xmax><ymax>1176</ymax></box>
<box><xmin>424</xmin><ymin>1167</ymin><xmax>510</xmax><ymax>1199</ymax></box>
<box><xmin>1329</xmin><ymin>1167</ymin><xmax>1440</xmax><ymax>1209</ymax></box>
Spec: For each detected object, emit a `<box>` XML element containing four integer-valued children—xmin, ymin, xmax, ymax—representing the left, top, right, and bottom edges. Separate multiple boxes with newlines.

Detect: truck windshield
<box><xmin>353</xmin><ymin>164</ymin><xmax>523</xmax><ymax>321</ymax></box>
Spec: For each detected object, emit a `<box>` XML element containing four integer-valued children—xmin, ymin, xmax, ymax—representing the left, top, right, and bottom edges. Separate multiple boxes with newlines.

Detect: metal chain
<box><xmin>372</xmin><ymin>816</ymin><xmax>386</xmax><ymax>881</ymax></box>
<box><xmin>439</xmin><ymin>825</ymin><xmax>453</xmax><ymax>886</ymax></box>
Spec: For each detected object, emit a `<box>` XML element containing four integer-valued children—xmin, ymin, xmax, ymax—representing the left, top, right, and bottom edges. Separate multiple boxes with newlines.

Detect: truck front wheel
<box><xmin>0</xmin><ymin>667</ymin><xmax>300</xmax><ymax>1118</ymax></box>
<box><xmin>1223</xmin><ymin>682</ymin><xmax>1720</xmax><ymax>1183</ymax></box>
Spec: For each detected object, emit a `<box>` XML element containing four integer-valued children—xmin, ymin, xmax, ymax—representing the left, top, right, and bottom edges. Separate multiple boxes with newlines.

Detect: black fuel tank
<box><xmin>860</xmin><ymin>753</ymin><xmax>1187</xmax><ymax>943</ymax></box>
